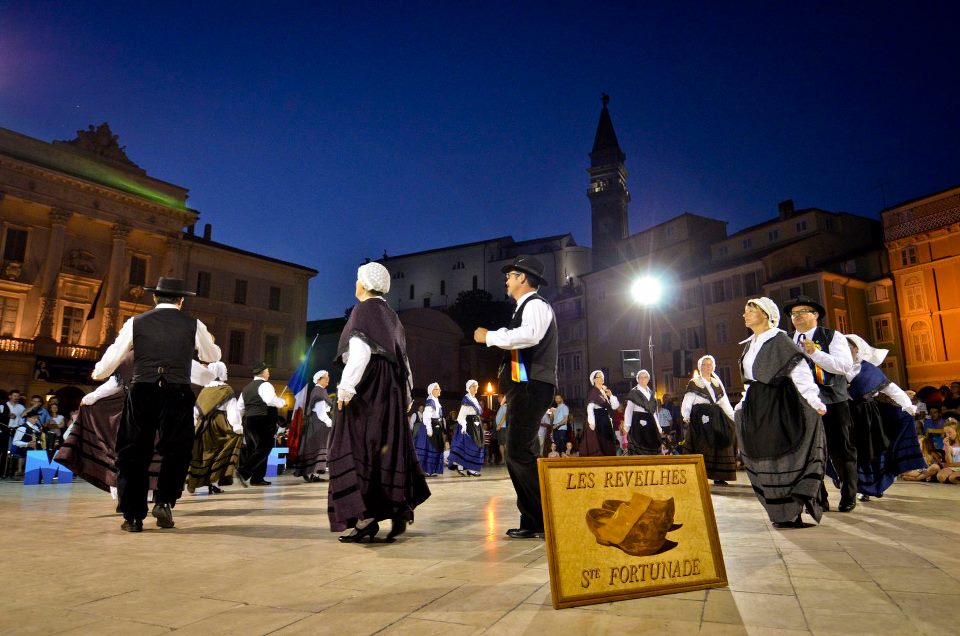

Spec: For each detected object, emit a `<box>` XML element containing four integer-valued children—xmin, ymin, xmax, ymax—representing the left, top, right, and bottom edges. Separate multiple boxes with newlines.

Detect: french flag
<box><xmin>284</xmin><ymin>334</ymin><xmax>317</xmax><ymax>464</ymax></box>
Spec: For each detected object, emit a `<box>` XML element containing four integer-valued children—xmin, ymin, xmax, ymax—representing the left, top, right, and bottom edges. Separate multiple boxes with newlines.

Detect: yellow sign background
<box><xmin>538</xmin><ymin>455</ymin><xmax>727</xmax><ymax>609</ymax></box>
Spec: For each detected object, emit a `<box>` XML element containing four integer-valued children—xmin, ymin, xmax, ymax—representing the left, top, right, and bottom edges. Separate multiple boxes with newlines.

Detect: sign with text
<box><xmin>538</xmin><ymin>455</ymin><xmax>727</xmax><ymax>609</ymax></box>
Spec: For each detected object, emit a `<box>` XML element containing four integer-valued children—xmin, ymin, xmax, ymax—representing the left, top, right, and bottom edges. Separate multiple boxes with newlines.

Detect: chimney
<box><xmin>778</xmin><ymin>199</ymin><xmax>795</xmax><ymax>219</ymax></box>
<box><xmin>203</xmin><ymin>223</ymin><xmax>212</xmax><ymax>240</ymax></box>
<box><xmin>186</xmin><ymin>224</ymin><xmax>195</xmax><ymax>235</ymax></box>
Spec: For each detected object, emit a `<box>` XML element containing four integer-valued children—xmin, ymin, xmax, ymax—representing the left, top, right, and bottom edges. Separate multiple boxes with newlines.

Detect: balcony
<box><xmin>0</xmin><ymin>337</ymin><xmax>35</xmax><ymax>354</ymax></box>
<box><xmin>54</xmin><ymin>343</ymin><xmax>101</xmax><ymax>361</ymax></box>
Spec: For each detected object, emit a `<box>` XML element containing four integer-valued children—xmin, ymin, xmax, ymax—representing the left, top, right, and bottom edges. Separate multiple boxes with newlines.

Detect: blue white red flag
<box><xmin>284</xmin><ymin>334</ymin><xmax>318</xmax><ymax>463</ymax></box>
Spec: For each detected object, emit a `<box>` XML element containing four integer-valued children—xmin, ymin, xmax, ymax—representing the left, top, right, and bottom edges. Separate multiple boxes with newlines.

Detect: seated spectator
<box><xmin>562</xmin><ymin>441</ymin><xmax>578</xmax><ymax>457</ymax></box>
<box><xmin>922</xmin><ymin>407</ymin><xmax>946</xmax><ymax>450</ymax></box>
<box><xmin>547</xmin><ymin>442</ymin><xmax>560</xmax><ymax>458</ymax></box>
<box><xmin>8</xmin><ymin>414</ymin><xmax>41</xmax><ymax>478</ymax></box>
<box><xmin>944</xmin><ymin>382</ymin><xmax>960</xmax><ymax>410</ymax></box>
<box><xmin>937</xmin><ymin>421</ymin><xmax>960</xmax><ymax>484</ymax></box>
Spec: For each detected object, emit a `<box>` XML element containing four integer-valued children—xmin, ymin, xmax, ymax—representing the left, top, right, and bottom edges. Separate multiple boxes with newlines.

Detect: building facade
<box><xmin>0</xmin><ymin>124</ymin><xmax>316</xmax><ymax>405</ymax></box>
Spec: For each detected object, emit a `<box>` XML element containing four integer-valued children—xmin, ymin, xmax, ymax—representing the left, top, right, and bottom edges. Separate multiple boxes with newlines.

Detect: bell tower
<box><xmin>587</xmin><ymin>93</ymin><xmax>630</xmax><ymax>271</ymax></box>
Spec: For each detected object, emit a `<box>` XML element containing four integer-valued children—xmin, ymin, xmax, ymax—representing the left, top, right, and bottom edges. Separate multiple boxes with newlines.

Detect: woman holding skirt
<box><xmin>414</xmin><ymin>384</ymin><xmax>445</xmax><ymax>476</ymax></box>
<box><xmin>580</xmin><ymin>370</ymin><xmax>620</xmax><ymax>456</ymax></box>
<box><xmin>186</xmin><ymin>361</ymin><xmax>243</xmax><ymax>494</ymax></box>
<box><xmin>623</xmin><ymin>370</ymin><xmax>662</xmax><ymax>455</ymax></box>
<box><xmin>327</xmin><ymin>262</ymin><xmax>431</xmax><ymax>543</ymax></box>
<box><xmin>292</xmin><ymin>370</ymin><xmax>335</xmax><ymax>482</ymax></box>
<box><xmin>682</xmin><ymin>355</ymin><xmax>737</xmax><ymax>485</ymax></box>
<box><xmin>450</xmin><ymin>379</ymin><xmax>485</xmax><ymax>476</ymax></box>
<box><xmin>735</xmin><ymin>298</ymin><xmax>827</xmax><ymax>529</ymax></box>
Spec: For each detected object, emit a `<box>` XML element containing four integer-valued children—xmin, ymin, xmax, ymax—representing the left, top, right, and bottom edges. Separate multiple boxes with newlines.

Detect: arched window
<box><xmin>903</xmin><ymin>275</ymin><xmax>925</xmax><ymax>312</ymax></box>
<box><xmin>910</xmin><ymin>321</ymin><xmax>934</xmax><ymax>363</ymax></box>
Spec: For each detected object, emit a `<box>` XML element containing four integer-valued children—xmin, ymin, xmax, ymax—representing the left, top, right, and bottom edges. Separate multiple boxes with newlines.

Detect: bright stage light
<box><xmin>631</xmin><ymin>275</ymin><xmax>662</xmax><ymax>305</ymax></box>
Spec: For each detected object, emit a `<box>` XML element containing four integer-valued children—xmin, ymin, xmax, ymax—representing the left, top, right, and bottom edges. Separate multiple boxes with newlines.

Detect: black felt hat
<box><xmin>783</xmin><ymin>294</ymin><xmax>826</xmax><ymax>319</ymax></box>
<box><xmin>500</xmin><ymin>255</ymin><xmax>547</xmax><ymax>285</ymax></box>
<box><xmin>252</xmin><ymin>361</ymin><xmax>269</xmax><ymax>375</ymax></box>
<box><xmin>143</xmin><ymin>277</ymin><xmax>195</xmax><ymax>297</ymax></box>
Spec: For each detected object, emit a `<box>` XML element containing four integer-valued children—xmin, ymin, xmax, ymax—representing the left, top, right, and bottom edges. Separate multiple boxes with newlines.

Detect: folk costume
<box><xmin>292</xmin><ymin>370</ymin><xmax>335</xmax><ymax>481</ymax></box>
<box><xmin>327</xmin><ymin>263</ymin><xmax>430</xmax><ymax>537</ymax></box>
<box><xmin>186</xmin><ymin>362</ymin><xmax>243</xmax><ymax>494</ymax></box>
<box><xmin>236</xmin><ymin>363</ymin><xmax>286</xmax><ymax>486</ymax></box>
<box><xmin>484</xmin><ymin>255</ymin><xmax>558</xmax><ymax>537</ymax></box>
<box><xmin>785</xmin><ymin>295</ymin><xmax>857</xmax><ymax>510</ymax></box>
<box><xmin>414</xmin><ymin>385</ymin><xmax>445</xmax><ymax>476</ymax></box>
<box><xmin>623</xmin><ymin>371</ymin><xmax>662</xmax><ymax>456</ymax></box>
<box><xmin>837</xmin><ymin>335</ymin><xmax>926</xmax><ymax>498</ymax></box>
<box><xmin>736</xmin><ymin>297</ymin><xmax>827</xmax><ymax>527</ymax></box>
<box><xmin>450</xmin><ymin>380</ymin><xmax>485</xmax><ymax>475</ymax></box>
<box><xmin>681</xmin><ymin>357</ymin><xmax>737</xmax><ymax>481</ymax></box>
<box><xmin>581</xmin><ymin>370</ymin><xmax>620</xmax><ymax>457</ymax></box>
<box><xmin>92</xmin><ymin>277</ymin><xmax>221</xmax><ymax>530</ymax></box>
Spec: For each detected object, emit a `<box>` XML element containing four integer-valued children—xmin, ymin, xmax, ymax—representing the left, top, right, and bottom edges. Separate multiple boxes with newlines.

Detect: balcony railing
<box><xmin>55</xmin><ymin>343</ymin><xmax>101</xmax><ymax>361</ymax></box>
<box><xmin>0</xmin><ymin>337</ymin><xmax>35</xmax><ymax>354</ymax></box>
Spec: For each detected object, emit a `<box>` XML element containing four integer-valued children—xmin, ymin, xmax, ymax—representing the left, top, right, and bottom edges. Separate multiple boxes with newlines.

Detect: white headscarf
<box><xmin>358</xmin><ymin>262</ymin><xmax>391</xmax><ymax>294</ymax></box>
<box><xmin>846</xmin><ymin>334</ymin><xmax>888</xmax><ymax>366</ymax></box>
<box><xmin>748</xmin><ymin>297</ymin><xmax>780</xmax><ymax>329</ymax></box>
<box><xmin>635</xmin><ymin>369</ymin><xmax>650</xmax><ymax>382</ymax></box>
<box><xmin>589</xmin><ymin>370</ymin><xmax>604</xmax><ymax>384</ymax></box>
<box><xmin>208</xmin><ymin>361</ymin><xmax>228</xmax><ymax>383</ymax></box>
<box><xmin>427</xmin><ymin>382</ymin><xmax>440</xmax><ymax>398</ymax></box>
<box><xmin>694</xmin><ymin>355</ymin><xmax>721</xmax><ymax>387</ymax></box>
<box><xmin>313</xmin><ymin>370</ymin><xmax>329</xmax><ymax>384</ymax></box>
<box><xmin>465</xmin><ymin>379</ymin><xmax>478</xmax><ymax>392</ymax></box>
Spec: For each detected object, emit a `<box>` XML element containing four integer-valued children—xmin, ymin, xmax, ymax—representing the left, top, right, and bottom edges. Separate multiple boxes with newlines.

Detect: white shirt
<box><xmin>737</xmin><ymin>328</ymin><xmax>825</xmax><ymax>412</ymax></box>
<box><xmin>313</xmin><ymin>388</ymin><xmax>333</xmax><ymax>426</ymax></box>
<box><xmin>92</xmin><ymin>304</ymin><xmax>221</xmax><ymax>380</ymax></box>
<box><xmin>5</xmin><ymin>402</ymin><xmax>25</xmax><ymax>429</ymax></box>
<box><xmin>794</xmin><ymin>327</ymin><xmax>853</xmax><ymax>377</ymax></box>
<box><xmin>624</xmin><ymin>385</ymin><xmax>662</xmax><ymax>433</ymax></box>
<box><xmin>845</xmin><ymin>363</ymin><xmax>916</xmax><ymax>415</ymax></box>
<box><xmin>81</xmin><ymin>377</ymin><xmax>123</xmax><ymax>405</ymax></box>
<box><xmin>237</xmin><ymin>378</ymin><xmax>286</xmax><ymax>415</ymax></box>
<box><xmin>456</xmin><ymin>394</ymin><xmax>483</xmax><ymax>433</ymax></box>
<box><xmin>680</xmin><ymin>377</ymin><xmax>736</xmax><ymax>423</ymax></box>
<box><xmin>193</xmin><ymin>381</ymin><xmax>243</xmax><ymax>434</ymax></box>
<box><xmin>12</xmin><ymin>421</ymin><xmax>40</xmax><ymax>448</ymax></box>
<box><xmin>587</xmin><ymin>394</ymin><xmax>620</xmax><ymax>428</ymax></box>
<box><xmin>485</xmin><ymin>291</ymin><xmax>554</xmax><ymax>350</ymax></box>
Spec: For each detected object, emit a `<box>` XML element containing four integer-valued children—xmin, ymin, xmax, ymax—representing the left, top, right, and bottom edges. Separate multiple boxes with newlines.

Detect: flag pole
<box><xmin>280</xmin><ymin>333</ymin><xmax>320</xmax><ymax>399</ymax></box>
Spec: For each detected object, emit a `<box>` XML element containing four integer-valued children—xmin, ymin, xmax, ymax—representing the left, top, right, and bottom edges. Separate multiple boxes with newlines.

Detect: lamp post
<box><xmin>631</xmin><ymin>276</ymin><xmax>662</xmax><ymax>394</ymax></box>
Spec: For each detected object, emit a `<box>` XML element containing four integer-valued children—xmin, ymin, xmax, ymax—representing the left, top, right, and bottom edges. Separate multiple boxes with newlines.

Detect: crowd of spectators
<box><xmin>0</xmin><ymin>390</ymin><xmax>78</xmax><ymax>479</ymax></box>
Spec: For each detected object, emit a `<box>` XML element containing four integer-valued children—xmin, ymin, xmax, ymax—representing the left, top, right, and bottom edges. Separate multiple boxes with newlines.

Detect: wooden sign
<box><xmin>538</xmin><ymin>455</ymin><xmax>727</xmax><ymax>609</ymax></box>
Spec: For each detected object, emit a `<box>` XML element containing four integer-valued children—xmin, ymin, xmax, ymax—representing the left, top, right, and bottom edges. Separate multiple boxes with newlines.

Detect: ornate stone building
<box><xmin>0</xmin><ymin>124</ymin><xmax>316</xmax><ymax>406</ymax></box>
<box><xmin>882</xmin><ymin>185</ymin><xmax>960</xmax><ymax>388</ymax></box>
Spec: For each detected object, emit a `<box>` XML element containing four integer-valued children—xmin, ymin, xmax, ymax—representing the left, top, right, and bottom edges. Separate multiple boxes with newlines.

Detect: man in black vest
<box><xmin>784</xmin><ymin>295</ymin><xmax>857</xmax><ymax>512</ymax></box>
<box><xmin>93</xmin><ymin>277</ymin><xmax>221</xmax><ymax>532</ymax></box>
<box><xmin>475</xmin><ymin>255</ymin><xmax>557</xmax><ymax>539</ymax></box>
<box><xmin>235</xmin><ymin>362</ymin><xmax>286</xmax><ymax>487</ymax></box>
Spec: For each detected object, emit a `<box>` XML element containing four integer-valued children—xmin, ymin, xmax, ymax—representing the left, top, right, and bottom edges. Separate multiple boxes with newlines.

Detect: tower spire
<box><xmin>587</xmin><ymin>94</ymin><xmax>630</xmax><ymax>271</ymax></box>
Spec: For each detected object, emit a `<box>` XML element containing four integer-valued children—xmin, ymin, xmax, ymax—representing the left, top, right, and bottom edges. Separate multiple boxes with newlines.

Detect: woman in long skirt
<box><xmin>623</xmin><ymin>370</ymin><xmax>662</xmax><ymax>455</ymax></box>
<box><xmin>292</xmin><ymin>370</ymin><xmax>335</xmax><ymax>482</ymax></box>
<box><xmin>450</xmin><ymin>379</ymin><xmax>485</xmax><ymax>476</ymax></box>
<box><xmin>327</xmin><ymin>262</ymin><xmax>431</xmax><ymax>542</ymax></box>
<box><xmin>682</xmin><ymin>355</ymin><xmax>737</xmax><ymax>485</ymax></box>
<box><xmin>186</xmin><ymin>361</ymin><xmax>243</xmax><ymax>495</ymax></box>
<box><xmin>580</xmin><ymin>370</ymin><xmax>619</xmax><ymax>456</ymax></box>
<box><xmin>736</xmin><ymin>297</ymin><xmax>827</xmax><ymax>528</ymax></box>
<box><xmin>840</xmin><ymin>334</ymin><xmax>934</xmax><ymax>499</ymax></box>
<box><xmin>414</xmin><ymin>384</ymin><xmax>445</xmax><ymax>476</ymax></box>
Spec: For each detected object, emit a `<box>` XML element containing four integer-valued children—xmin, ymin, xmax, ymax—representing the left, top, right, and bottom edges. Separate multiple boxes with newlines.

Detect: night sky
<box><xmin>2</xmin><ymin>2</ymin><xmax>958</xmax><ymax>319</ymax></box>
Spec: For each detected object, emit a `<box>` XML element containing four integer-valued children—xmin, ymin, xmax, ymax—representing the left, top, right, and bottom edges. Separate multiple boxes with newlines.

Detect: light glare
<box><xmin>631</xmin><ymin>276</ymin><xmax>662</xmax><ymax>305</ymax></box>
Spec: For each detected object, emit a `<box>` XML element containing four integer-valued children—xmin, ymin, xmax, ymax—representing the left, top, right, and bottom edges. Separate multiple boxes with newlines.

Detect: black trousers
<box><xmin>822</xmin><ymin>400</ymin><xmax>858</xmax><ymax>504</ymax></box>
<box><xmin>116</xmin><ymin>382</ymin><xmax>196</xmax><ymax>521</ymax></box>
<box><xmin>503</xmin><ymin>379</ymin><xmax>555</xmax><ymax>532</ymax></box>
<box><xmin>238</xmin><ymin>414</ymin><xmax>277</xmax><ymax>481</ymax></box>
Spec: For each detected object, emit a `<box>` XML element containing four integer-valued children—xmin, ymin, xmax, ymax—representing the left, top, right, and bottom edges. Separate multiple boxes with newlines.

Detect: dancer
<box><xmin>474</xmin><ymin>255</ymin><xmax>557</xmax><ymax>539</ymax></box>
<box><xmin>736</xmin><ymin>298</ymin><xmax>827</xmax><ymax>529</ymax></box>
<box><xmin>293</xmin><ymin>370</ymin><xmax>335</xmax><ymax>482</ymax></box>
<box><xmin>235</xmin><ymin>362</ymin><xmax>286</xmax><ymax>487</ymax></box>
<box><xmin>328</xmin><ymin>262</ymin><xmax>430</xmax><ymax>542</ymax></box>
<box><xmin>186</xmin><ymin>361</ymin><xmax>243</xmax><ymax>495</ymax></box>
<box><xmin>414</xmin><ymin>383</ymin><xmax>445</xmax><ymax>476</ymax></box>
<box><xmin>681</xmin><ymin>356</ymin><xmax>737</xmax><ymax>484</ymax></box>
<box><xmin>581</xmin><ymin>370</ymin><xmax>620</xmax><ymax>456</ymax></box>
<box><xmin>92</xmin><ymin>277</ymin><xmax>221</xmax><ymax>532</ymax></box>
<box><xmin>623</xmin><ymin>369</ymin><xmax>662</xmax><ymax>456</ymax></box>
<box><xmin>450</xmin><ymin>379</ymin><xmax>485</xmax><ymax>476</ymax></box>
<box><xmin>785</xmin><ymin>294</ymin><xmax>857</xmax><ymax>512</ymax></box>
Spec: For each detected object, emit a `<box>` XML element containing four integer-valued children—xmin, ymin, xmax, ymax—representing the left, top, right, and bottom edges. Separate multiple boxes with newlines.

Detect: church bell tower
<box><xmin>587</xmin><ymin>93</ymin><xmax>630</xmax><ymax>271</ymax></box>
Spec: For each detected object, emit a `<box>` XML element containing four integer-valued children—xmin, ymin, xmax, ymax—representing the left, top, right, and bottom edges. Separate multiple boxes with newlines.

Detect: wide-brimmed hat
<box><xmin>252</xmin><ymin>361</ymin><xmax>269</xmax><ymax>375</ymax></box>
<box><xmin>500</xmin><ymin>255</ymin><xmax>547</xmax><ymax>285</ymax></box>
<box><xmin>144</xmin><ymin>277</ymin><xmax>195</xmax><ymax>297</ymax></box>
<box><xmin>783</xmin><ymin>294</ymin><xmax>825</xmax><ymax>319</ymax></box>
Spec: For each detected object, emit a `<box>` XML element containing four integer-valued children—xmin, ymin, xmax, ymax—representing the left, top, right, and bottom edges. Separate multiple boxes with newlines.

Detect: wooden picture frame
<box><xmin>537</xmin><ymin>455</ymin><xmax>727</xmax><ymax>609</ymax></box>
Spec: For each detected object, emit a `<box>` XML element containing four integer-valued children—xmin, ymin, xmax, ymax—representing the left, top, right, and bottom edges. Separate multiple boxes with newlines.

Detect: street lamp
<box><xmin>631</xmin><ymin>275</ymin><xmax>662</xmax><ymax>395</ymax></box>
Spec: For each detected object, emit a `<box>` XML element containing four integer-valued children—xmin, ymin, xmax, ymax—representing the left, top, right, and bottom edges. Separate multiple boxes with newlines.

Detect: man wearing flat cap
<box><xmin>474</xmin><ymin>255</ymin><xmax>557</xmax><ymax>539</ymax></box>
<box><xmin>93</xmin><ymin>277</ymin><xmax>221</xmax><ymax>532</ymax></box>
<box><xmin>784</xmin><ymin>294</ymin><xmax>857</xmax><ymax>513</ymax></box>
<box><xmin>235</xmin><ymin>361</ymin><xmax>287</xmax><ymax>487</ymax></box>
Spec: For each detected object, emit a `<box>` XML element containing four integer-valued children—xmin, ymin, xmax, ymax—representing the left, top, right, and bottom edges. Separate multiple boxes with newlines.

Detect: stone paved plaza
<box><xmin>2</xmin><ymin>467</ymin><xmax>958</xmax><ymax>635</ymax></box>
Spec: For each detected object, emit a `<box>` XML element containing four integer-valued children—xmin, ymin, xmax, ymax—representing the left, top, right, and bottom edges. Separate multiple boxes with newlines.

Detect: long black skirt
<box><xmin>686</xmin><ymin>403</ymin><xmax>737</xmax><ymax>481</ymax></box>
<box><xmin>292</xmin><ymin>416</ymin><xmax>332</xmax><ymax>477</ymax></box>
<box><xmin>326</xmin><ymin>358</ymin><xmax>430</xmax><ymax>532</ymax></box>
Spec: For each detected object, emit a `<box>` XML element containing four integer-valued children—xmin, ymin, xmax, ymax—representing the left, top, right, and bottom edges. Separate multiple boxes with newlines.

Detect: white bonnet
<box><xmin>697</xmin><ymin>355</ymin><xmax>715</xmax><ymax>370</ymax></box>
<box><xmin>313</xmin><ymin>370</ymin><xmax>329</xmax><ymax>384</ymax></box>
<box><xmin>589</xmin><ymin>369</ymin><xmax>604</xmax><ymax>384</ymax></box>
<box><xmin>465</xmin><ymin>379</ymin><xmax>478</xmax><ymax>392</ymax></box>
<box><xmin>748</xmin><ymin>297</ymin><xmax>780</xmax><ymax>329</ymax></box>
<box><xmin>358</xmin><ymin>262</ymin><xmax>391</xmax><ymax>294</ymax></box>
<box><xmin>846</xmin><ymin>334</ymin><xmax>888</xmax><ymax>366</ymax></box>
<box><xmin>427</xmin><ymin>382</ymin><xmax>440</xmax><ymax>396</ymax></box>
<box><xmin>635</xmin><ymin>369</ymin><xmax>650</xmax><ymax>381</ymax></box>
<box><xmin>208</xmin><ymin>361</ymin><xmax>228</xmax><ymax>382</ymax></box>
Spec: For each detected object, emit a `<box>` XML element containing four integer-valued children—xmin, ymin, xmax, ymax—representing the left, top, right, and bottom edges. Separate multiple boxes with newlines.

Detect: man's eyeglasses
<box><xmin>790</xmin><ymin>310</ymin><xmax>815</xmax><ymax>317</ymax></box>
<box><xmin>505</xmin><ymin>272</ymin><xmax>523</xmax><ymax>279</ymax></box>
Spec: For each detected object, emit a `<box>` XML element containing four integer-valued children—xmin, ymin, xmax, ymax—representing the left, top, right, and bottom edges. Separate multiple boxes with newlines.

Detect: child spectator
<box><xmin>936</xmin><ymin>421</ymin><xmax>960</xmax><ymax>484</ymax></box>
<box><xmin>547</xmin><ymin>442</ymin><xmax>560</xmax><ymax>458</ymax></box>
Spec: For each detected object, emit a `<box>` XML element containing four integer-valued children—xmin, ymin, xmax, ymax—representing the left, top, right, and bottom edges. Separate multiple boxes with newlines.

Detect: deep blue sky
<box><xmin>2</xmin><ymin>2</ymin><xmax>958</xmax><ymax>319</ymax></box>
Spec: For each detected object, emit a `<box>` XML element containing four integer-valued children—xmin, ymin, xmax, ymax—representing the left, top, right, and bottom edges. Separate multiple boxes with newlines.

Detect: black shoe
<box><xmin>713</xmin><ymin>480</ymin><xmax>728</xmax><ymax>486</ymax></box>
<box><xmin>506</xmin><ymin>528</ymin><xmax>544</xmax><ymax>539</ymax></box>
<box><xmin>838</xmin><ymin>500</ymin><xmax>857</xmax><ymax>513</ymax></box>
<box><xmin>857</xmin><ymin>493</ymin><xmax>870</xmax><ymax>502</ymax></box>
<box><xmin>338</xmin><ymin>521</ymin><xmax>380</xmax><ymax>543</ymax></box>
<box><xmin>152</xmin><ymin>503</ymin><xmax>175</xmax><ymax>528</ymax></box>
<box><xmin>251</xmin><ymin>479</ymin><xmax>271</xmax><ymax>486</ymax></box>
<box><xmin>772</xmin><ymin>518</ymin><xmax>804</xmax><ymax>529</ymax></box>
<box><xmin>208</xmin><ymin>485</ymin><xmax>223</xmax><ymax>494</ymax></box>
<box><xmin>120</xmin><ymin>518</ymin><xmax>143</xmax><ymax>533</ymax></box>
<box><xmin>387</xmin><ymin>510</ymin><xmax>414</xmax><ymax>541</ymax></box>
<box><xmin>303</xmin><ymin>475</ymin><xmax>313</xmax><ymax>483</ymax></box>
